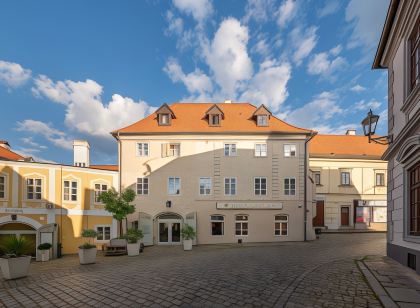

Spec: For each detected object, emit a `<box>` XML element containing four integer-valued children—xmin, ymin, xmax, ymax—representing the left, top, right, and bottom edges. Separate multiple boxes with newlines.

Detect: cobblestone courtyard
<box><xmin>0</xmin><ymin>234</ymin><xmax>387</xmax><ymax>307</ymax></box>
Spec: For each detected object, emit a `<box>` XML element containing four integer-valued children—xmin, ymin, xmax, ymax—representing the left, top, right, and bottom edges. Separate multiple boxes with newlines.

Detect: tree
<box><xmin>98</xmin><ymin>188</ymin><xmax>136</xmax><ymax>236</ymax></box>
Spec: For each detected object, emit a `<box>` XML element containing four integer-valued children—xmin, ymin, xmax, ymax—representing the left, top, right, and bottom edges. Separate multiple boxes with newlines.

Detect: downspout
<box><xmin>304</xmin><ymin>132</ymin><xmax>317</xmax><ymax>241</ymax></box>
<box><xmin>118</xmin><ymin>132</ymin><xmax>122</xmax><ymax>236</ymax></box>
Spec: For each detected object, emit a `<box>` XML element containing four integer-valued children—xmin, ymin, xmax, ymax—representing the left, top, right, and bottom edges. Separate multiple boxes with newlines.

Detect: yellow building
<box><xmin>0</xmin><ymin>140</ymin><xmax>118</xmax><ymax>259</ymax></box>
<box><xmin>309</xmin><ymin>131</ymin><xmax>388</xmax><ymax>231</ymax></box>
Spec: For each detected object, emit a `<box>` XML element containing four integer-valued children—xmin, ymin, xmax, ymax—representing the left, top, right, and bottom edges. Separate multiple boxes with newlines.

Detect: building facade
<box><xmin>0</xmin><ymin>141</ymin><xmax>118</xmax><ymax>258</ymax></box>
<box><xmin>114</xmin><ymin>102</ymin><xmax>316</xmax><ymax>246</ymax></box>
<box><xmin>373</xmin><ymin>0</ymin><xmax>420</xmax><ymax>273</ymax></box>
<box><xmin>310</xmin><ymin>132</ymin><xmax>387</xmax><ymax>231</ymax></box>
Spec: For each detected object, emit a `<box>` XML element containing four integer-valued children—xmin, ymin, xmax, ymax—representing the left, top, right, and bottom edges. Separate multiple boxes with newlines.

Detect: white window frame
<box><xmin>137</xmin><ymin>177</ymin><xmax>149</xmax><ymax>195</ymax></box>
<box><xmin>210</xmin><ymin>215</ymin><xmax>224</xmax><ymax>236</ymax></box>
<box><xmin>224</xmin><ymin>177</ymin><xmax>237</xmax><ymax>195</ymax></box>
<box><xmin>159</xmin><ymin>114</ymin><xmax>170</xmax><ymax>125</ymax></box>
<box><xmin>375</xmin><ymin>172</ymin><xmax>385</xmax><ymax>187</ymax></box>
<box><xmin>94</xmin><ymin>183</ymin><xmax>108</xmax><ymax>203</ymax></box>
<box><xmin>63</xmin><ymin>180</ymin><xmax>78</xmax><ymax>202</ymax></box>
<box><xmin>136</xmin><ymin>142</ymin><xmax>149</xmax><ymax>157</ymax></box>
<box><xmin>168</xmin><ymin>177</ymin><xmax>181</xmax><ymax>195</ymax></box>
<box><xmin>284</xmin><ymin>178</ymin><xmax>296</xmax><ymax>196</ymax></box>
<box><xmin>0</xmin><ymin>173</ymin><xmax>7</xmax><ymax>200</ymax></box>
<box><xmin>274</xmin><ymin>215</ymin><xmax>288</xmax><ymax>236</ymax></box>
<box><xmin>199</xmin><ymin>177</ymin><xmax>212</xmax><ymax>196</ymax></box>
<box><xmin>95</xmin><ymin>225</ymin><xmax>111</xmax><ymax>242</ymax></box>
<box><xmin>235</xmin><ymin>215</ymin><xmax>249</xmax><ymax>236</ymax></box>
<box><xmin>26</xmin><ymin>178</ymin><xmax>43</xmax><ymax>201</ymax></box>
<box><xmin>257</xmin><ymin>115</ymin><xmax>268</xmax><ymax>126</ymax></box>
<box><xmin>254</xmin><ymin>143</ymin><xmax>267</xmax><ymax>157</ymax></box>
<box><xmin>224</xmin><ymin>143</ymin><xmax>237</xmax><ymax>157</ymax></box>
<box><xmin>284</xmin><ymin>144</ymin><xmax>297</xmax><ymax>157</ymax></box>
<box><xmin>341</xmin><ymin>172</ymin><xmax>351</xmax><ymax>186</ymax></box>
<box><xmin>169</xmin><ymin>143</ymin><xmax>181</xmax><ymax>157</ymax></box>
<box><xmin>254</xmin><ymin>177</ymin><xmax>267</xmax><ymax>196</ymax></box>
<box><xmin>314</xmin><ymin>172</ymin><xmax>321</xmax><ymax>185</ymax></box>
<box><xmin>210</xmin><ymin>114</ymin><xmax>220</xmax><ymax>126</ymax></box>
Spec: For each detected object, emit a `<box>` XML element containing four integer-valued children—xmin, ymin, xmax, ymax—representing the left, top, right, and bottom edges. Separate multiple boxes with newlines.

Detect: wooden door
<box><xmin>313</xmin><ymin>201</ymin><xmax>324</xmax><ymax>227</ymax></box>
<box><xmin>341</xmin><ymin>207</ymin><xmax>350</xmax><ymax>226</ymax></box>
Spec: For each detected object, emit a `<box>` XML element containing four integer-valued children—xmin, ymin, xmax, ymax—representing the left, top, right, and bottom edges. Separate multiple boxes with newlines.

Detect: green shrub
<box><xmin>181</xmin><ymin>224</ymin><xmax>196</xmax><ymax>240</ymax></box>
<box><xmin>0</xmin><ymin>235</ymin><xmax>33</xmax><ymax>257</ymax></box>
<box><xmin>79</xmin><ymin>243</ymin><xmax>96</xmax><ymax>249</ymax></box>
<box><xmin>79</xmin><ymin>229</ymin><xmax>98</xmax><ymax>249</ymax></box>
<box><xmin>37</xmin><ymin>243</ymin><xmax>52</xmax><ymax>250</ymax></box>
<box><xmin>124</xmin><ymin>228</ymin><xmax>143</xmax><ymax>244</ymax></box>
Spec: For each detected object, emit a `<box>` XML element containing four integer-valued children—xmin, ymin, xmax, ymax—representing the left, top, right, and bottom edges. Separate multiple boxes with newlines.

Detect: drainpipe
<box><xmin>304</xmin><ymin>132</ymin><xmax>317</xmax><ymax>241</ymax></box>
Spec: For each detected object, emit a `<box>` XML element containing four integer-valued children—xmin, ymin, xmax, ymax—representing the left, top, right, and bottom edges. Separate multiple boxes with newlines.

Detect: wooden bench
<box><xmin>104</xmin><ymin>239</ymin><xmax>127</xmax><ymax>256</ymax></box>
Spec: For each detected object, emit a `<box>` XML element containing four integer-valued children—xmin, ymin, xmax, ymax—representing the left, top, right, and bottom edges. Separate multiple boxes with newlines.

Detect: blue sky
<box><xmin>0</xmin><ymin>0</ymin><xmax>389</xmax><ymax>165</ymax></box>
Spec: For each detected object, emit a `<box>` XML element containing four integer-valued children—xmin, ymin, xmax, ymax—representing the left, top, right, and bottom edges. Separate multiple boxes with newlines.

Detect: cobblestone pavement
<box><xmin>0</xmin><ymin>234</ymin><xmax>386</xmax><ymax>307</ymax></box>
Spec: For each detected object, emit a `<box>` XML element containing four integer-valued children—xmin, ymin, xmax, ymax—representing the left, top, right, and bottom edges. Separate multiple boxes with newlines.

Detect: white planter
<box><xmin>0</xmin><ymin>256</ymin><xmax>31</xmax><ymax>280</ymax></box>
<box><xmin>40</xmin><ymin>250</ymin><xmax>50</xmax><ymax>262</ymax></box>
<box><xmin>183</xmin><ymin>239</ymin><xmax>192</xmax><ymax>251</ymax></box>
<box><xmin>127</xmin><ymin>242</ymin><xmax>140</xmax><ymax>256</ymax></box>
<box><xmin>78</xmin><ymin>247</ymin><xmax>97</xmax><ymax>265</ymax></box>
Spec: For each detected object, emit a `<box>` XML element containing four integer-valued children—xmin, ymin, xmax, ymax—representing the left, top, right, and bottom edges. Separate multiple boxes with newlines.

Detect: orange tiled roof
<box><xmin>0</xmin><ymin>146</ymin><xmax>26</xmax><ymax>161</ymax></box>
<box><xmin>113</xmin><ymin>103</ymin><xmax>313</xmax><ymax>135</ymax></box>
<box><xmin>89</xmin><ymin>165</ymin><xmax>118</xmax><ymax>171</ymax></box>
<box><xmin>309</xmin><ymin>134</ymin><xmax>387</xmax><ymax>159</ymax></box>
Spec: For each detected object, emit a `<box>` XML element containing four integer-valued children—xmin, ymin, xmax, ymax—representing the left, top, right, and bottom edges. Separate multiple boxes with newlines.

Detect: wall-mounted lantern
<box><xmin>361</xmin><ymin>109</ymin><xmax>392</xmax><ymax>145</ymax></box>
<box><xmin>166</xmin><ymin>200</ymin><xmax>172</xmax><ymax>208</ymax></box>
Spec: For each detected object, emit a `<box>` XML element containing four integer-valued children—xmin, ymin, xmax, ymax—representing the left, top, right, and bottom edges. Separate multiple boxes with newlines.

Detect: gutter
<box><xmin>304</xmin><ymin>131</ymin><xmax>317</xmax><ymax>241</ymax></box>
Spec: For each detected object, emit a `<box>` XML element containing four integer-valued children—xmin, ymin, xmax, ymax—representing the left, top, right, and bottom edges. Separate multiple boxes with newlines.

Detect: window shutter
<box><xmin>161</xmin><ymin>143</ymin><xmax>168</xmax><ymax>157</ymax></box>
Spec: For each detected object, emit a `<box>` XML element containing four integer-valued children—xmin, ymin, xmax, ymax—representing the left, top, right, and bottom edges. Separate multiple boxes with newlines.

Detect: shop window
<box><xmin>274</xmin><ymin>215</ymin><xmax>288</xmax><ymax>236</ymax></box>
<box><xmin>211</xmin><ymin>215</ymin><xmax>224</xmax><ymax>236</ymax></box>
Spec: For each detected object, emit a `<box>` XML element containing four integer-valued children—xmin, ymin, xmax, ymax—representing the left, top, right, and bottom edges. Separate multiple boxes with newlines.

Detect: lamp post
<box><xmin>361</xmin><ymin>109</ymin><xmax>392</xmax><ymax>145</ymax></box>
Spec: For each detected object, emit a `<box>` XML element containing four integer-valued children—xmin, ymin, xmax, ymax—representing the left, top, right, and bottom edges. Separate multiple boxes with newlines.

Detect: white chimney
<box><xmin>224</xmin><ymin>100</ymin><xmax>232</xmax><ymax>104</ymax></box>
<box><xmin>345</xmin><ymin>129</ymin><xmax>356</xmax><ymax>136</ymax></box>
<box><xmin>73</xmin><ymin>140</ymin><xmax>90</xmax><ymax>167</ymax></box>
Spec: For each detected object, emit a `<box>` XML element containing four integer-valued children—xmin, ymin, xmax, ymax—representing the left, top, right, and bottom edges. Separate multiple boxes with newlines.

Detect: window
<box><xmin>64</xmin><ymin>180</ymin><xmax>78</xmax><ymax>201</ymax></box>
<box><xmin>210</xmin><ymin>114</ymin><xmax>220</xmax><ymax>126</ymax></box>
<box><xmin>284</xmin><ymin>144</ymin><xmax>296</xmax><ymax>157</ymax></box>
<box><xmin>409</xmin><ymin>163</ymin><xmax>420</xmax><ymax>236</ymax></box>
<box><xmin>27</xmin><ymin>178</ymin><xmax>42</xmax><ymax>200</ymax></box>
<box><xmin>315</xmin><ymin>172</ymin><xmax>321</xmax><ymax>185</ymax></box>
<box><xmin>132</xmin><ymin>221</ymin><xmax>139</xmax><ymax>230</ymax></box>
<box><xmin>224</xmin><ymin>177</ymin><xmax>236</xmax><ymax>195</ymax></box>
<box><xmin>257</xmin><ymin>115</ymin><xmax>268</xmax><ymax>126</ymax></box>
<box><xmin>274</xmin><ymin>215</ymin><xmax>288</xmax><ymax>236</ymax></box>
<box><xmin>159</xmin><ymin>114</ymin><xmax>170</xmax><ymax>125</ymax></box>
<box><xmin>376</xmin><ymin>173</ymin><xmax>385</xmax><ymax>186</ymax></box>
<box><xmin>137</xmin><ymin>178</ymin><xmax>149</xmax><ymax>195</ymax></box>
<box><xmin>211</xmin><ymin>215</ymin><xmax>224</xmax><ymax>235</ymax></box>
<box><xmin>255</xmin><ymin>143</ymin><xmax>267</xmax><ymax>157</ymax></box>
<box><xmin>94</xmin><ymin>183</ymin><xmax>108</xmax><ymax>203</ymax></box>
<box><xmin>224</xmin><ymin>143</ymin><xmax>237</xmax><ymax>156</ymax></box>
<box><xmin>168</xmin><ymin>177</ymin><xmax>181</xmax><ymax>195</ymax></box>
<box><xmin>254</xmin><ymin>177</ymin><xmax>267</xmax><ymax>195</ymax></box>
<box><xmin>284</xmin><ymin>178</ymin><xmax>296</xmax><ymax>196</ymax></box>
<box><xmin>199</xmin><ymin>177</ymin><xmax>212</xmax><ymax>195</ymax></box>
<box><xmin>341</xmin><ymin>172</ymin><xmax>351</xmax><ymax>186</ymax></box>
<box><xmin>409</xmin><ymin>15</ymin><xmax>420</xmax><ymax>92</ymax></box>
<box><xmin>96</xmin><ymin>226</ymin><xmax>111</xmax><ymax>241</ymax></box>
<box><xmin>0</xmin><ymin>175</ymin><xmax>5</xmax><ymax>199</ymax></box>
<box><xmin>169</xmin><ymin>143</ymin><xmax>180</xmax><ymax>157</ymax></box>
<box><xmin>137</xmin><ymin>143</ymin><xmax>149</xmax><ymax>156</ymax></box>
<box><xmin>235</xmin><ymin>215</ymin><xmax>248</xmax><ymax>236</ymax></box>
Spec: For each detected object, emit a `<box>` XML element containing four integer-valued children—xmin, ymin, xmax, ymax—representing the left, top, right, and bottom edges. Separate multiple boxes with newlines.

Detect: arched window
<box><xmin>235</xmin><ymin>215</ymin><xmax>248</xmax><ymax>236</ymax></box>
<box><xmin>274</xmin><ymin>215</ymin><xmax>288</xmax><ymax>236</ymax></box>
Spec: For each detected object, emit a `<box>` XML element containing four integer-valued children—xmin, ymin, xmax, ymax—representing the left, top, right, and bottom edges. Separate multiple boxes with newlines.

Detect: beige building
<box><xmin>309</xmin><ymin>132</ymin><xmax>387</xmax><ymax>231</ymax></box>
<box><xmin>113</xmin><ymin>102</ymin><xmax>316</xmax><ymax>245</ymax></box>
<box><xmin>373</xmin><ymin>0</ymin><xmax>420</xmax><ymax>273</ymax></box>
<box><xmin>0</xmin><ymin>140</ymin><xmax>118</xmax><ymax>258</ymax></box>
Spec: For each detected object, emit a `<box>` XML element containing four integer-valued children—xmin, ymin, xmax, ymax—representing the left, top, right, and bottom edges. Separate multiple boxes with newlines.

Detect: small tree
<box><xmin>99</xmin><ymin>188</ymin><xmax>136</xmax><ymax>236</ymax></box>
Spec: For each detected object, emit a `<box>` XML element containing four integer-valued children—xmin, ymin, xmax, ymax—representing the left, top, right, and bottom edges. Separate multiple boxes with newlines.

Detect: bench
<box><xmin>104</xmin><ymin>238</ymin><xmax>127</xmax><ymax>256</ymax></box>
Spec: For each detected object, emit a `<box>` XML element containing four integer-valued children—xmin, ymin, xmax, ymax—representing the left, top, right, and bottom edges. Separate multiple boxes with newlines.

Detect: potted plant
<box><xmin>0</xmin><ymin>235</ymin><xmax>33</xmax><ymax>280</ymax></box>
<box><xmin>181</xmin><ymin>224</ymin><xmax>196</xmax><ymax>251</ymax></box>
<box><xmin>37</xmin><ymin>243</ymin><xmax>52</xmax><ymax>262</ymax></box>
<box><xmin>78</xmin><ymin>229</ymin><xmax>98</xmax><ymax>265</ymax></box>
<box><xmin>125</xmin><ymin>228</ymin><xmax>144</xmax><ymax>256</ymax></box>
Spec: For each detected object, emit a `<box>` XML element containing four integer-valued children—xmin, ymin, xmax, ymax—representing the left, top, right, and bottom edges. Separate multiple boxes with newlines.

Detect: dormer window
<box><xmin>156</xmin><ymin>103</ymin><xmax>176</xmax><ymax>126</ymax></box>
<box><xmin>211</xmin><ymin>114</ymin><xmax>220</xmax><ymax>126</ymax></box>
<box><xmin>257</xmin><ymin>115</ymin><xmax>268</xmax><ymax>126</ymax></box>
<box><xmin>159</xmin><ymin>114</ymin><xmax>170</xmax><ymax>125</ymax></box>
<box><xmin>205</xmin><ymin>104</ymin><xmax>224</xmax><ymax>127</ymax></box>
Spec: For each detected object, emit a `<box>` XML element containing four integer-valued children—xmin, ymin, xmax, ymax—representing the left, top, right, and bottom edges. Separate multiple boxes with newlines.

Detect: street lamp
<box><xmin>361</xmin><ymin>109</ymin><xmax>392</xmax><ymax>145</ymax></box>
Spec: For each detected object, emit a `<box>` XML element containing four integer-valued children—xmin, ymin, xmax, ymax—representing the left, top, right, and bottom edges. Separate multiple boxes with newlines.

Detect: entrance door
<box><xmin>158</xmin><ymin>220</ymin><xmax>181</xmax><ymax>245</ymax></box>
<box><xmin>313</xmin><ymin>201</ymin><xmax>325</xmax><ymax>227</ymax></box>
<box><xmin>341</xmin><ymin>207</ymin><xmax>350</xmax><ymax>226</ymax></box>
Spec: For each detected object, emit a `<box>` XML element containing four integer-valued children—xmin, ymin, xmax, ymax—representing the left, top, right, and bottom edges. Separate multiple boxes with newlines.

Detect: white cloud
<box><xmin>307</xmin><ymin>47</ymin><xmax>346</xmax><ymax>79</ymax></box>
<box><xmin>164</xmin><ymin>58</ymin><xmax>213</xmax><ymax>98</ymax></box>
<box><xmin>354</xmin><ymin>99</ymin><xmax>382</xmax><ymax>111</ymax></box>
<box><xmin>0</xmin><ymin>60</ymin><xmax>31</xmax><ymax>88</ymax></box>
<box><xmin>251</xmin><ymin>37</ymin><xmax>270</xmax><ymax>57</ymax></box>
<box><xmin>243</xmin><ymin>0</ymin><xmax>275</xmax><ymax>23</ymax></box>
<box><xmin>21</xmin><ymin>137</ymin><xmax>48</xmax><ymax>150</ymax></box>
<box><xmin>290</xmin><ymin>26</ymin><xmax>318</xmax><ymax>65</ymax></box>
<box><xmin>277</xmin><ymin>0</ymin><xmax>297</xmax><ymax>28</ymax></box>
<box><xmin>165</xmin><ymin>11</ymin><xmax>184</xmax><ymax>36</ymax></box>
<box><xmin>240</xmin><ymin>60</ymin><xmax>291</xmax><ymax>112</ymax></box>
<box><xmin>317</xmin><ymin>1</ymin><xmax>340</xmax><ymax>18</ymax></box>
<box><xmin>16</xmin><ymin>120</ymin><xmax>73</xmax><ymax>150</ymax></box>
<box><xmin>351</xmin><ymin>84</ymin><xmax>366</xmax><ymax>92</ymax></box>
<box><xmin>203</xmin><ymin>18</ymin><xmax>253</xmax><ymax>97</ymax></box>
<box><xmin>345</xmin><ymin>0</ymin><xmax>388</xmax><ymax>50</ymax></box>
<box><xmin>32</xmin><ymin>75</ymin><xmax>155</xmax><ymax>138</ymax></box>
<box><xmin>172</xmin><ymin>0</ymin><xmax>213</xmax><ymax>23</ymax></box>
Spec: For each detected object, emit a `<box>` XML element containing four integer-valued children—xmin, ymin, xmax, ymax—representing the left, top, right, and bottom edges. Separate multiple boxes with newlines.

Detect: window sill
<box><xmin>316</xmin><ymin>184</ymin><xmax>323</xmax><ymax>187</ymax></box>
<box><xmin>338</xmin><ymin>185</ymin><xmax>354</xmax><ymax>187</ymax></box>
<box><xmin>374</xmin><ymin>185</ymin><xmax>386</xmax><ymax>188</ymax></box>
<box><xmin>254</xmin><ymin>156</ymin><xmax>268</xmax><ymax>158</ymax></box>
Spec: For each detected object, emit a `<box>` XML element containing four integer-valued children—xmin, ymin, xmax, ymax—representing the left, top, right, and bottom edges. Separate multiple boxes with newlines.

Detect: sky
<box><xmin>0</xmin><ymin>0</ymin><xmax>390</xmax><ymax>165</ymax></box>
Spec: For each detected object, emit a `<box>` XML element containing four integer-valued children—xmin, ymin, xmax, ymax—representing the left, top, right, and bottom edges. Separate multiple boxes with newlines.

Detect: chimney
<box><xmin>0</xmin><ymin>140</ymin><xmax>11</xmax><ymax>150</ymax></box>
<box><xmin>73</xmin><ymin>140</ymin><xmax>90</xmax><ymax>167</ymax></box>
<box><xmin>345</xmin><ymin>129</ymin><xmax>356</xmax><ymax>136</ymax></box>
<box><xmin>224</xmin><ymin>100</ymin><xmax>232</xmax><ymax>104</ymax></box>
